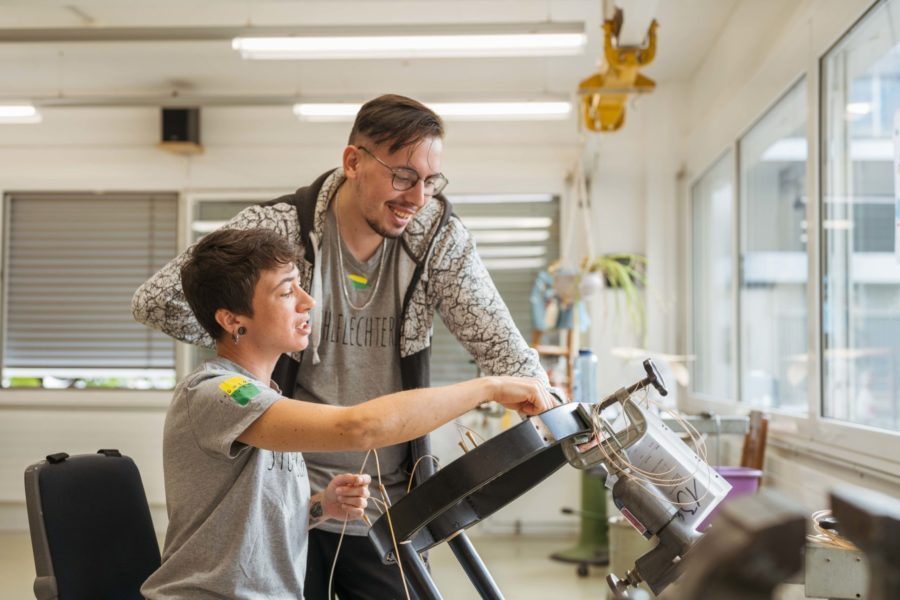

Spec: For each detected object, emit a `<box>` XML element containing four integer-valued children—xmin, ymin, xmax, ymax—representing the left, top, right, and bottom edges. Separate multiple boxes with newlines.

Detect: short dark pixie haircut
<box><xmin>349</xmin><ymin>94</ymin><xmax>444</xmax><ymax>154</ymax></box>
<box><xmin>181</xmin><ymin>228</ymin><xmax>300</xmax><ymax>341</ymax></box>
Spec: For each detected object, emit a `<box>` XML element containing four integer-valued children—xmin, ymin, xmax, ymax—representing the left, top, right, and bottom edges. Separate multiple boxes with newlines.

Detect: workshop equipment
<box><xmin>571</xmin><ymin>361</ymin><xmax>731</xmax><ymax>596</ymax></box>
<box><xmin>368</xmin><ymin>360</ymin><xmax>729</xmax><ymax>599</ymax></box>
<box><xmin>657</xmin><ymin>490</ymin><xmax>807</xmax><ymax>600</ymax></box>
<box><xmin>830</xmin><ymin>485</ymin><xmax>900</xmax><ymax>600</ymax></box>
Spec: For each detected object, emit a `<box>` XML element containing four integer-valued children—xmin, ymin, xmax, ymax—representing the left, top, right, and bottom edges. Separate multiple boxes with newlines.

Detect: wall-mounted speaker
<box><xmin>159</xmin><ymin>108</ymin><xmax>202</xmax><ymax>154</ymax></box>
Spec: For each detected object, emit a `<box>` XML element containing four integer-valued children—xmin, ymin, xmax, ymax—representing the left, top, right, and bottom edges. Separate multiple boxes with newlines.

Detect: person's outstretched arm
<box><xmin>238</xmin><ymin>376</ymin><xmax>553</xmax><ymax>453</ymax></box>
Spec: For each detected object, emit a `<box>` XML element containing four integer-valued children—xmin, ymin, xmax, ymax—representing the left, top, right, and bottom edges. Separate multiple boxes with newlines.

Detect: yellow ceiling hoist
<box><xmin>578</xmin><ymin>10</ymin><xmax>658</xmax><ymax>132</ymax></box>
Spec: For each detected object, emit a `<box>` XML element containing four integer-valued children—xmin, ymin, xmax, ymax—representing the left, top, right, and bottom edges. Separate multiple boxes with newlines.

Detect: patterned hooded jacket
<box><xmin>132</xmin><ymin>168</ymin><xmax>548</xmax><ymax>484</ymax></box>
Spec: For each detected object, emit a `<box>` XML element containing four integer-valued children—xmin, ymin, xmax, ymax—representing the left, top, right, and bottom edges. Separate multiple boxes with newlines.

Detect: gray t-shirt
<box><xmin>142</xmin><ymin>358</ymin><xmax>311</xmax><ymax>599</ymax></box>
<box><xmin>296</xmin><ymin>205</ymin><xmax>410</xmax><ymax>535</ymax></box>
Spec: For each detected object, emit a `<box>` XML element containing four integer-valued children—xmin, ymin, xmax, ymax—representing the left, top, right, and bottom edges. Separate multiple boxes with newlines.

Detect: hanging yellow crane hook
<box><xmin>578</xmin><ymin>11</ymin><xmax>658</xmax><ymax>132</ymax></box>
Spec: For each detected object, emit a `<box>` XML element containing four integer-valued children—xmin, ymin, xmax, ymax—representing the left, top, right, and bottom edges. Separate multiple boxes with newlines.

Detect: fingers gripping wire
<box><xmin>327</xmin><ymin>449</ymin><xmax>411</xmax><ymax>600</ymax></box>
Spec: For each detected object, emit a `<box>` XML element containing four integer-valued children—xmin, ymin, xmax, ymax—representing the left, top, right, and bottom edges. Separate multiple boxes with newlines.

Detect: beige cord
<box><xmin>588</xmin><ymin>388</ymin><xmax>717</xmax><ymax>509</ymax></box>
<box><xmin>327</xmin><ymin>518</ymin><xmax>349</xmax><ymax>599</ymax></box>
<box><xmin>456</xmin><ymin>422</ymin><xmax>488</xmax><ymax>445</ymax></box>
<box><xmin>373</xmin><ymin>449</ymin><xmax>411</xmax><ymax>600</ymax></box>
<box><xmin>407</xmin><ymin>454</ymin><xmax>441</xmax><ymax>494</ymax></box>
<box><xmin>807</xmin><ymin>510</ymin><xmax>858</xmax><ymax>550</ymax></box>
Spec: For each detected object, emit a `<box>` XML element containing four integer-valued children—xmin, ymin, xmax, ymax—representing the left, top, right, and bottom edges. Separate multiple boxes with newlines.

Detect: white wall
<box><xmin>0</xmin><ymin>106</ymin><xmax>582</xmax><ymax>533</ymax></box>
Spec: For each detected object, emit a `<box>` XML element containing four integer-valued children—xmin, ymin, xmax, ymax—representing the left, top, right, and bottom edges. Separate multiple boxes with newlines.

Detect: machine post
<box><xmin>448</xmin><ymin>532</ymin><xmax>504</xmax><ymax>599</ymax></box>
<box><xmin>395</xmin><ymin>542</ymin><xmax>443</xmax><ymax>600</ymax></box>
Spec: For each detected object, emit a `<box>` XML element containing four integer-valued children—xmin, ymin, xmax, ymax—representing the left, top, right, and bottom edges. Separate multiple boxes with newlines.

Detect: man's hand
<box><xmin>488</xmin><ymin>376</ymin><xmax>556</xmax><ymax>416</ymax></box>
<box><xmin>321</xmin><ymin>473</ymin><xmax>371</xmax><ymax>522</ymax></box>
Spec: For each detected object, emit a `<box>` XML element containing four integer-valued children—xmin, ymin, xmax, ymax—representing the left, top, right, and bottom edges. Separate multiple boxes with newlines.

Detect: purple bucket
<box><xmin>698</xmin><ymin>466</ymin><xmax>763</xmax><ymax>531</ymax></box>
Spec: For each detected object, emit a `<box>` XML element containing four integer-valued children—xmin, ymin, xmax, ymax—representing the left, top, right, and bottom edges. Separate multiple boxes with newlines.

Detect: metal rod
<box><xmin>396</xmin><ymin>542</ymin><xmax>443</xmax><ymax>600</ymax></box>
<box><xmin>448</xmin><ymin>532</ymin><xmax>504</xmax><ymax>600</ymax></box>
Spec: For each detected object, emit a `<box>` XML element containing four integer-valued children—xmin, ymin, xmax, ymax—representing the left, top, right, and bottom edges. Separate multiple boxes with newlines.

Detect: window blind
<box><xmin>430</xmin><ymin>195</ymin><xmax>559</xmax><ymax>385</ymax></box>
<box><xmin>3</xmin><ymin>193</ymin><xmax>177</xmax><ymax>378</ymax></box>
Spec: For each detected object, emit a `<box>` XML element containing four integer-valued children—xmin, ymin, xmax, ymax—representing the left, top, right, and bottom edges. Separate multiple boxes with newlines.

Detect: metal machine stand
<box><xmin>395</xmin><ymin>541</ymin><xmax>443</xmax><ymax>599</ymax></box>
<box><xmin>369</xmin><ymin>403</ymin><xmax>593</xmax><ymax>599</ymax></box>
<box><xmin>448</xmin><ymin>533</ymin><xmax>503</xmax><ymax>599</ymax></box>
<box><xmin>368</xmin><ymin>361</ymin><xmax>670</xmax><ymax>599</ymax></box>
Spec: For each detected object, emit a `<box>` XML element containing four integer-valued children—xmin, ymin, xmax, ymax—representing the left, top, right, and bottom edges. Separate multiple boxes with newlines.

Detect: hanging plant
<box><xmin>582</xmin><ymin>253</ymin><xmax>647</xmax><ymax>340</ymax></box>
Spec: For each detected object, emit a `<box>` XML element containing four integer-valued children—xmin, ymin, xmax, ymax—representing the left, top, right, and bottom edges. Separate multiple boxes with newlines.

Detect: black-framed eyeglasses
<box><xmin>358</xmin><ymin>146</ymin><xmax>449</xmax><ymax>196</ymax></box>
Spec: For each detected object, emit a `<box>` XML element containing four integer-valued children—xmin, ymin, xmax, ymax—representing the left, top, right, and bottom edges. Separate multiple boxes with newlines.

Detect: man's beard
<box><xmin>365</xmin><ymin>215</ymin><xmax>404</xmax><ymax>240</ymax></box>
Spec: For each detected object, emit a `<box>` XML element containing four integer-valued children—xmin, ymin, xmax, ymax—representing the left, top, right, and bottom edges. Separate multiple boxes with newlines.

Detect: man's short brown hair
<box><xmin>181</xmin><ymin>228</ymin><xmax>300</xmax><ymax>341</ymax></box>
<box><xmin>349</xmin><ymin>94</ymin><xmax>444</xmax><ymax>154</ymax></box>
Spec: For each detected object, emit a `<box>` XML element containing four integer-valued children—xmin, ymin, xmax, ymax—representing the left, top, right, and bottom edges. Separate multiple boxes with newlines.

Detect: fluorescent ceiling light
<box><xmin>762</xmin><ymin>137</ymin><xmax>892</xmax><ymax>162</ymax></box>
<box><xmin>472</xmin><ymin>230</ymin><xmax>551</xmax><ymax>244</ymax></box>
<box><xmin>845</xmin><ymin>102</ymin><xmax>872</xmax><ymax>116</ymax></box>
<box><xmin>482</xmin><ymin>257</ymin><xmax>546</xmax><ymax>270</ymax></box>
<box><xmin>293</xmin><ymin>103</ymin><xmax>362</xmax><ymax>122</ymax></box>
<box><xmin>430</xmin><ymin>102</ymin><xmax>570</xmax><ymax>120</ymax></box>
<box><xmin>462</xmin><ymin>216</ymin><xmax>553</xmax><ymax>229</ymax></box>
<box><xmin>192</xmin><ymin>221</ymin><xmax>229</xmax><ymax>234</ymax></box>
<box><xmin>0</xmin><ymin>104</ymin><xmax>41</xmax><ymax>124</ymax></box>
<box><xmin>823</xmin><ymin>219</ymin><xmax>854</xmax><ymax>230</ymax></box>
<box><xmin>293</xmin><ymin>101</ymin><xmax>570</xmax><ymax>122</ymax></box>
<box><xmin>477</xmin><ymin>246</ymin><xmax>547</xmax><ymax>258</ymax></box>
<box><xmin>449</xmin><ymin>194</ymin><xmax>554</xmax><ymax>204</ymax></box>
<box><xmin>761</xmin><ymin>137</ymin><xmax>807</xmax><ymax>162</ymax></box>
<box><xmin>233</xmin><ymin>33</ymin><xmax>586</xmax><ymax>60</ymax></box>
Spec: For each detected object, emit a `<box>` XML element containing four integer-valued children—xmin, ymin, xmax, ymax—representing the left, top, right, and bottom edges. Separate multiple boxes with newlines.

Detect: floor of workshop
<box><xmin>0</xmin><ymin>530</ymin><xmax>604</xmax><ymax>599</ymax></box>
<box><xmin>0</xmin><ymin>529</ymin><xmax>818</xmax><ymax>599</ymax></box>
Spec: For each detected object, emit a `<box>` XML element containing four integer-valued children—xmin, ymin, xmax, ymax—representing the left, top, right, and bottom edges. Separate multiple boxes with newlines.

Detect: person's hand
<box><xmin>322</xmin><ymin>473</ymin><xmax>371</xmax><ymax>521</ymax></box>
<box><xmin>488</xmin><ymin>376</ymin><xmax>556</xmax><ymax>416</ymax></box>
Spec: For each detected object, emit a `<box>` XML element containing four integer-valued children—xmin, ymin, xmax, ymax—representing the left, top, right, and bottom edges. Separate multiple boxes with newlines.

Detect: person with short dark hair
<box><xmin>141</xmin><ymin>228</ymin><xmax>553</xmax><ymax>599</ymax></box>
<box><xmin>133</xmin><ymin>93</ymin><xmax>555</xmax><ymax>597</ymax></box>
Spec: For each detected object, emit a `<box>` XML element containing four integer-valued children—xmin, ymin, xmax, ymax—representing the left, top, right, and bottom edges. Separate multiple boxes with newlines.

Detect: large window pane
<box><xmin>739</xmin><ymin>79</ymin><xmax>808</xmax><ymax>413</ymax></box>
<box><xmin>691</xmin><ymin>152</ymin><xmax>734</xmax><ymax>399</ymax></box>
<box><xmin>2</xmin><ymin>193</ymin><xmax>177</xmax><ymax>390</ymax></box>
<box><xmin>822</xmin><ymin>0</ymin><xmax>900</xmax><ymax>431</ymax></box>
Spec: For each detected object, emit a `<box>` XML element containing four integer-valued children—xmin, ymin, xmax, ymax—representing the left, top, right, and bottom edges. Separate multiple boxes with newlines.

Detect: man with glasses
<box><xmin>133</xmin><ymin>94</ymin><xmax>551</xmax><ymax>598</ymax></box>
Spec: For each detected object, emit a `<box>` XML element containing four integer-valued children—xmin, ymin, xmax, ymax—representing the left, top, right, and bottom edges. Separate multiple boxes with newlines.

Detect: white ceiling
<box><xmin>0</xmin><ymin>0</ymin><xmax>741</xmax><ymax>107</ymax></box>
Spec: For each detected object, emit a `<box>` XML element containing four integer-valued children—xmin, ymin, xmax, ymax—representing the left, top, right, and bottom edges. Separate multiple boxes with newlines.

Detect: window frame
<box><xmin>687</xmin><ymin>145</ymin><xmax>740</xmax><ymax>406</ymax></box>
<box><xmin>0</xmin><ymin>188</ymin><xmax>181</xmax><ymax>396</ymax></box>
<box><xmin>736</xmin><ymin>75</ymin><xmax>809</xmax><ymax>415</ymax></box>
<box><xmin>683</xmin><ymin>0</ymin><xmax>900</xmax><ymax>478</ymax></box>
<box><xmin>0</xmin><ymin>189</ymin><xmax>182</xmax><ymax>407</ymax></box>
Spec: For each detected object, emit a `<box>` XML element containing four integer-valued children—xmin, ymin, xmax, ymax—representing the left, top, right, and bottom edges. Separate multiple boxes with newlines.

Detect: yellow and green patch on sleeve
<box><xmin>218</xmin><ymin>375</ymin><xmax>261</xmax><ymax>406</ymax></box>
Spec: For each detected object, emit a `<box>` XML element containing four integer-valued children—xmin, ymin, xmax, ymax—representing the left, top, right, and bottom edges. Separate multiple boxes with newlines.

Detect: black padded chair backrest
<box><xmin>26</xmin><ymin>450</ymin><xmax>161</xmax><ymax>600</ymax></box>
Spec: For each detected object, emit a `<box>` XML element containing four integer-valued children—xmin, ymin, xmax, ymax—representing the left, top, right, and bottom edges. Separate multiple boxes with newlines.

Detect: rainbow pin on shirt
<box><xmin>218</xmin><ymin>375</ymin><xmax>261</xmax><ymax>406</ymax></box>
